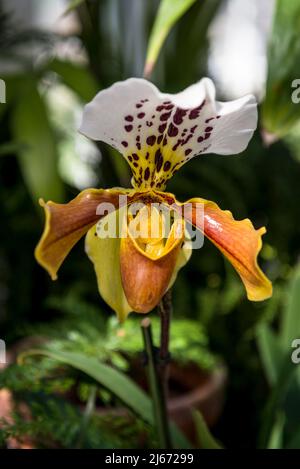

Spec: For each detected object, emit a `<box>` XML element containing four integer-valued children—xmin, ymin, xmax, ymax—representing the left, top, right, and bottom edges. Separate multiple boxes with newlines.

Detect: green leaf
<box><xmin>0</xmin><ymin>141</ymin><xmax>24</xmax><ymax>156</ymax></box>
<box><xmin>256</xmin><ymin>323</ymin><xmax>285</xmax><ymax>386</ymax></box>
<box><xmin>192</xmin><ymin>410</ymin><xmax>223</xmax><ymax>449</ymax></box>
<box><xmin>11</xmin><ymin>77</ymin><xmax>64</xmax><ymax>203</ymax></box>
<box><xmin>285</xmin><ymin>121</ymin><xmax>300</xmax><ymax>163</ymax></box>
<box><xmin>262</xmin><ymin>0</ymin><xmax>300</xmax><ymax>138</ymax></box>
<box><xmin>286</xmin><ymin>424</ymin><xmax>300</xmax><ymax>449</ymax></box>
<box><xmin>62</xmin><ymin>0</ymin><xmax>86</xmax><ymax>17</ymax></box>
<box><xmin>49</xmin><ymin>59</ymin><xmax>99</xmax><ymax>102</ymax></box>
<box><xmin>267</xmin><ymin>411</ymin><xmax>285</xmax><ymax>449</ymax></box>
<box><xmin>20</xmin><ymin>348</ymin><xmax>190</xmax><ymax>448</ymax></box>
<box><xmin>144</xmin><ymin>0</ymin><xmax>197</xmax><ymax>76</ymax></box>
<box><xmin>257</xmin><ymin>266</ymin><xmax>300</xmax><ymax>447</ymax></box>
<box><xmin>258</xmin><ymin>355</ymin><xmax>296</xmax><ymax>448</ymax></box>
<box><xmin>280</xmin><ymin>265</ymin><xmax>300</xmax><ymax>349</ymax></box>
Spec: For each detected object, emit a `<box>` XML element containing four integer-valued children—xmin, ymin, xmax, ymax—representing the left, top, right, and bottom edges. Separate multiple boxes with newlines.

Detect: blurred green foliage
<box><xmin>11</xmin><ymin>76</ymin><xmax>65</xmax><ymax>203</ymax></box>
<box><xmin>41</xmin><ymin>292</ymin><xmax>216</xmax><ymax>369</ymax></box>
<box><xmin>262</xmin><ymin>0</ymin><xmax>300</xmax><ymax>138</ymax></box>
<box><xmin>257</xmin><ymin>265</ymin><xmax>300</xmax><ymax>449</ymax></box>
<box><xmin>0</xmin><ymin>355</ymin><xmax>155</xmax><ymax>448</ymax></box>
<box><xmin>0</xmin><ymin>0</ymin><xmax>300</xmax><ymax>449</ymax></box>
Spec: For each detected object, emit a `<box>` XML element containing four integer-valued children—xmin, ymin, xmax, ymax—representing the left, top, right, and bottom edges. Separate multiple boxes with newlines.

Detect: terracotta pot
<box><xmin>127</xmin><ymin>357</ymin><xmax>227</xmax><ymax>441</ymax></box>
<box><xmin>167</xmin><ymin>362</ymin><xmax>227</xmax><ymax>441</ymax></box>
<box><xmin>0</xmin><ymin>342</ymin><xmax>37</xmax><ymax>449</ymax></box>
<box><xmin>98</xmin><ymin>361</ymin><xmax>227</xmax><ymax>443</ymax></box>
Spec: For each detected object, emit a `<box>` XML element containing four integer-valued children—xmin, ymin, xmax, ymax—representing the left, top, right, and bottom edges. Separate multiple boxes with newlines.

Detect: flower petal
<box><xmin>35</xmin><ymin>188</ymin><xmax>130</xmax><ymax>280</ymax></box>
<box><xmin>176</xmin><ymin>197</ymin><xmax>272</xmax><ymax>301</ymax></box>
<box><xmin>168</xmin><ymin>234</ymin><xmax>192</xmax><ymax>289</ymax></box>
<box><xmin>85</xmin><ymin>210</ymin><xmax>132</xmax><ymax>322</ymax></box>
<box><xmin>119</xmin><ymin>216</ymin><xmax>185</xmax><ymax>313</ymax></box>
<box><xmin>79</xmin><ymin>78</ymin><xmax>257</xmax><ymax>190</ymax></box>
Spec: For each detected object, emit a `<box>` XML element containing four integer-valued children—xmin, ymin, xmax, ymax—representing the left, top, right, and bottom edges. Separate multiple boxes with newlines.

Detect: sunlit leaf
<box><xmin>62</xmin><ymin>0</ymin><xmax>86</xmax><ymax>17</ymax></box>
<box><xmin>193</xmin><ymin>410</ymin><xmax>223</xmax><ymax>449</ymax></box>
<box><xmin>11</xmin><ymin>77</ymin><xmax>64</xmax><ymax>203</ymax></box>
<box><xmin>262</xmin><ymin>0</ymin><xmax>300</xmax><ymax>139</ymax></box>
<box><xmin>267</xmin><ymin>411</ymin><xmax>285</xmax><ymax>449</ymax></box>
<box><xmin>49</xmin><ymin>59</ymin><xmax>99</xmax><ymax>102</ymax></box>
<box><xmin>144</xmin><ymin>0</ymin><xmax>197</xmax><ymax>77</ymax></box>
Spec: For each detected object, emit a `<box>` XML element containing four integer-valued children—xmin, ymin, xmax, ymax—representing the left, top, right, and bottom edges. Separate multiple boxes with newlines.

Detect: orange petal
<box><xmin>120</xmin><ymin>218</ymin><xmax>185</xmax><ymax>313</ymax></box>
<box><xmin>35</xmin><ymin>188</ymin><xmax>131</xmax><ymax>280</ymax></box>
<box><xmin>177</xmin><ymin>197</ymin><xmax>272</xmax><ymax>301</ymax></box>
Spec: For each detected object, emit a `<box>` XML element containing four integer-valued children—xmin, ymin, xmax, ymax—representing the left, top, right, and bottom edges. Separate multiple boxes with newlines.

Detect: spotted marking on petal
<box><xmin>120</xmin><ymin>96</ymin><xmax>219</xmax><ymax>189</ymax></box>
<box><xmin>146</xmin><ymin>135</ymin><xmax>156</xmax><ymax>146</ymax></box>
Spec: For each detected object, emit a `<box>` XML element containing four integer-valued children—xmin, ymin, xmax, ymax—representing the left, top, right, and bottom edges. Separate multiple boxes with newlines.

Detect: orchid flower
<box><xmin>35</xmin><ymin>78</ymin><xmax>272</xmax><ymax>321</ymax></box>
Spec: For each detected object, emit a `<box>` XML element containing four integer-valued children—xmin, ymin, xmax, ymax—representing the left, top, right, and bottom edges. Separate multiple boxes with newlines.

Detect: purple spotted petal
<box><xmin>79</xmin><ymin>78</ymin><xmax>257</xmax><ymax>189</ymax></box>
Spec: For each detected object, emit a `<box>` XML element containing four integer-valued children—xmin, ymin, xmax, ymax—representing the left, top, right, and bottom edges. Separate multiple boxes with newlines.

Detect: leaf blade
<box><xmin>262</xmin><ymin>0</ymin><xmax>300</xmax><ymax>137</ymax></box>
<box><xmin>20</xmin><ymin>348</ymin><xmax>190</xmax><ymax>448</ymax></box>
<box><xmin>49</xmin><ymin>59</ymin><xmax>99</xmax><ymax>102</ymax></box>
<box><xmin>280</xmin><ymin>265</ymin><xmax>300</xmax><ymax>349</ymax></box>
<box><xmin>144</xmin><ymin>0</ymin><xmax>197</xmax><ymax>77</ymax></box>
<box><xmin>256</xmin><ymin>323</ymin><xmax>284</xmax><ymax>386</ymax></box>
<box><xmin>11</xmin><ymin>78</ymin><xmax>64</xmax><ymax>203</ymax></box>
<box><xmin>192</xmin><ymin>410</ymin><xmax>223</xmax><ymax>449</ymax></box>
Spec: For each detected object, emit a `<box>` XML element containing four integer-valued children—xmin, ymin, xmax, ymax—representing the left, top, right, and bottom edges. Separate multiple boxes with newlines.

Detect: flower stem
<box><xmin>158</xmin><ymin>289</ymin><xmax>172</xmax><ymax>396</ymax></box>
<box><xmin>141</xmin><ymin>317</ymin><xmax>172</xmax><ymax>449</ymax></box>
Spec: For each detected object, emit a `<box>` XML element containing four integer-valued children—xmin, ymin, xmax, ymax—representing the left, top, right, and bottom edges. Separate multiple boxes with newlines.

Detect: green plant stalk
<box><xmin>141</xmin><ymin>317</ymin><xmax>172</xmax><ymax>449</ymax></box>
<box><xmin>75</xmin><ymin>384</ymin><xmax>97</xmax><ymax>448</ymax></box>
<box><xmin>158</xmin><ymin>289</ymin><xmax>172</xmax><ymax>397</ymax></box>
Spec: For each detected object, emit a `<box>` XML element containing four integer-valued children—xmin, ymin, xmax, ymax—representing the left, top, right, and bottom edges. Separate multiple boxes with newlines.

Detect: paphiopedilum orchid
<box><xmin>35</xmin><ymin>78</ymin><xmax>272</xmax><ymax>321</ymax></box>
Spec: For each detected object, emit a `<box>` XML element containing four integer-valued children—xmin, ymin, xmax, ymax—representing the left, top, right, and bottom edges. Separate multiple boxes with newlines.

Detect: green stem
<box><xmin>75</xmin><ymin>384</ymin><xmax>97</xmax><ymax>448</ymax></box>
<box><xmin>141</xmin><ymin>317</ymin><xmax>172</xmax><ymax>449</ymax></box>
